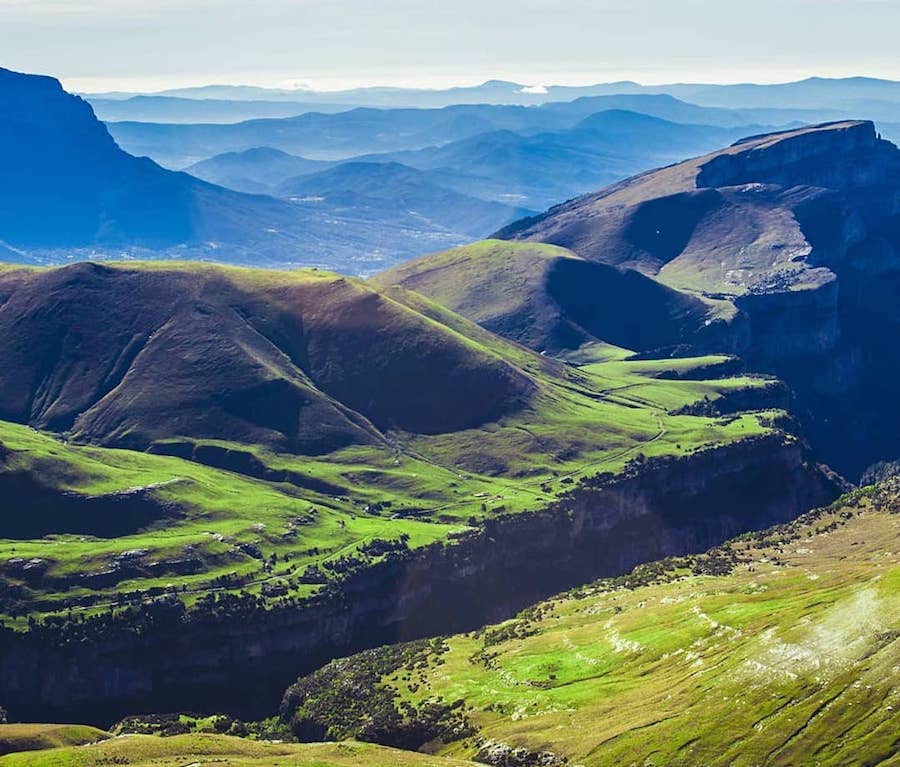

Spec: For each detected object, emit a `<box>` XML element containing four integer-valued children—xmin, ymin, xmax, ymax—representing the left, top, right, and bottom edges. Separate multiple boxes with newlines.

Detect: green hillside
<box><xmin>0</xmin><ymin>725</ymin><xmax>109</xmax><ymax>757</ymax></box>
<box><xmin>0</xmin><ymin>732</ymin><xmax>478</xmax><ymax>767</ymax></box>
<box><xmin>282</xmin><ymin>482</ymin><xmax>900</xmax><ymax>766</ymax></box>
<box><xmin>0</xmin><ymin>261</ymin><xmax>540</xmax><ymax>453</ymax></box>
<box><xmin>0</xmin><ymin>334</ymin><xmax>778</xmax><ymax>625</ymax></box>
<box><xmin>374</xmin><ymin>240</ymin><xmax>721</xmax><ymax>354</ymax></box>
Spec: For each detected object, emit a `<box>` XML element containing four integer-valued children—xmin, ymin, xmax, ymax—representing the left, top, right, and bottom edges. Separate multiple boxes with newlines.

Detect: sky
<box><xmin>0</xmin><ymin>0</ymin><xmax>898</xmax><ymax>93</ymax></box>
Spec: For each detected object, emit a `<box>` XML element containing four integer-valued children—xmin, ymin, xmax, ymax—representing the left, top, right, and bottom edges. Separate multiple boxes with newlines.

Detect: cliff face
<box><xmin>0</xmin><ymin>435</ymin><xmax>837</xmax><ymax>725</ymax></box>
<box><xmin>697</xmin><ymin>121</ymin><xmax>900</xmax><ymax>190</ymax></box>
<box><xmin>498</xmin><ymin>121</ymin><xmax>900</xmax><ymax>478</ymax></box>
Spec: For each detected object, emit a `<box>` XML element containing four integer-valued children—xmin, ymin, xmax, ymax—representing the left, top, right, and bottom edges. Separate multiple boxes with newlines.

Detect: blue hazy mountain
<box><xmin>184</xmin><ymin>110</ymin><xmax>762</xmax><ymax>213</ymax></box>
<box><xmin>87</xmin><ymin>75</ymin><xmax>900</xmax><ymax>114</ymax></box>
<box><xmin>657</xmin><ymin>76</ymin><xmax>900</xmax><ymax>109</ymax></box>
<box><xmin>0</xmin><ymin>67</ymin><xmax>517</xmax><ymax>270</ymax></box>
<box><xmin>105</xmin><ymin>104</ymin><xmax>571</xmax><ymax>167</ymax></box>
<box><xmin>105</xmin><ymin>96</ymin><xmax>802</xmax><ymax>169</ymax></box>
<box><xmin>186</xmin><ymin>147</ymin><xmax>335</xmax><ymax>193</ymax></box>
<box><xmin>88</xmin><ymin>96</ymin><xmax>352</xmax><ymax>124</ymax></box>
<box><xmin>277</xmin><ymin>161</ymin><xmax>532</xmax><ymax>237</ymax></box>
<box><xmin>0</xmin><ymin>67</ymin><xmax>328</xmax><ymax>263</ymax></box>
<box><xmin>354</xmin><ymin>110</ymin><xmax>758</xmax><ymax>209</ymax></box>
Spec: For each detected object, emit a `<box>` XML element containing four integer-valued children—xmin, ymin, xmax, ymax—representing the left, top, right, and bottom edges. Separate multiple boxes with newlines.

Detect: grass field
<box><xmin>0</xmin><ymin>733</ymin><xmax>478</xmax><ymax>766</ymax></box>
<box><xmin>1</xmin><ymin>347</ymin><xmax>780</xmax><ymax>627</ymax></box>
<box><xmin>0</xmin><ymin>726</ymin><xmax>109</xmax><ymax>757</ymax></box>
<box><xmin>285</xmin><ymin>484</ymin><xmax>900</xmax><ymax>767</ymax></box>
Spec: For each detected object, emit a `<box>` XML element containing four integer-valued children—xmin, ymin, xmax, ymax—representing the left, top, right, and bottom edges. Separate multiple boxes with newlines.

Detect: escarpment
<box><xmin>454</xmin><ymin>121</ymin><xmax>900</xmax><ymax>478</ymax></box>
<box><xmin>0</xmin><ymin>435</ymin><xmax>837</xmax><ymax>725</ymax></box>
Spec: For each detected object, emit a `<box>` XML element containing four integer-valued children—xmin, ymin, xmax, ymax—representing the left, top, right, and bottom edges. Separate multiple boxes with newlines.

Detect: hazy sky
<box><xmin>1</xmin><ymin>0</ymin><xmax>898</xmax><ymax>92</ymax></box>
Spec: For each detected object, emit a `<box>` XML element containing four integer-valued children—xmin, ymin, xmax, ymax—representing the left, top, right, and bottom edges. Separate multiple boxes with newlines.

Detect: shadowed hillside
<box><xmin>375</xmin><ymin>240</ymin><xmax>714</xmax><ymax>354</ymax></box>
<box><xmin>0</xmin><ymin>263</ymin><xmax>534</xmax><ymax>453</ymax></box>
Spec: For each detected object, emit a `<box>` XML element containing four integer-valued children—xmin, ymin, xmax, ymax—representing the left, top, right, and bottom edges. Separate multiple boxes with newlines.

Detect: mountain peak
<box><xmin>0</xmin><ymin>66</ymin><xmax>65</xmax><ymax>95</ymax></box>
<box><xmin>0</xmin><ymin>68</ymin><xmax>326</xmax><ymax>261</ymax></box>
<box><xmin>500</xmin><ymin>118</ymin><xmax>900</xmax><ymax>286</ymax></box>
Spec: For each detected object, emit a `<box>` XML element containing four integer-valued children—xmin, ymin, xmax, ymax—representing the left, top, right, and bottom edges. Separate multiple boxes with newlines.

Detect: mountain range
<box><xmin>105</xmin><ymin>96</ymin><xmax>804</xmax><ymax>168</ymax></box>
<box><xmin>86</xmin><ymin>74</ymin><xmax>900</xmax><ymax>113</ymax></box>
<box><xmin>2</xmin><ymin>65</ymin><xmax>900</xmax><ymax>767</ymax></box>
<box><xmin>2</xmin><ymin>68</ymin><xmax>800</xmax><ymax>271</ymax></box>
<box><xmin>0</xmin><ymin>68</ymin><xmax>325</xmax><ymax>264</ymax></box>
<box><xmin>0</xmin><ymin>69</ymin><xmax>525</xmax><ymax>270</ymax></box>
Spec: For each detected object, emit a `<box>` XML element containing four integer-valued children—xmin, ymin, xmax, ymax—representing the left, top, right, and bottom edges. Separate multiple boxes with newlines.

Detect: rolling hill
<box><xmin>5</xmin><ymin>68</ymin><xmax>899</xmax><ymax>747</ymax></box>
<box><xmin>0</xmin><ymin>262</ymin><xmax>536</xmax><ymax>454</ymax></box>
<box><xmin>0</xmin><ymin>257</ymin><xmax>833</xmax><ymax>721</ymax></box>
<box><xmin>0</xmin><ymin>731</ymin><xmax>480</xmax><ymax>767</ymax></box>
<box><xmin>374</xmin><ymin>240</ymin><xmax>713</xmax><ymax>354</ymax></box>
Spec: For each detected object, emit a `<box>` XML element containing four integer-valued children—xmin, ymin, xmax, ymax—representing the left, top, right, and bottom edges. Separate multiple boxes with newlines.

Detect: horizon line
<box><xmin>58</xmin><ymin>69</ymin><xmax>900</xmax><ymax>97</ymax></box>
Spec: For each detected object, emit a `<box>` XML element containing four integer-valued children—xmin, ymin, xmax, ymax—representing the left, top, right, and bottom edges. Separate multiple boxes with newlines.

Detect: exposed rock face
<box><xmin>0</xmin><ymin>435</ymin><xmax>837</xmax><ymax>725</ymax></box>
<box><xmin>497</xmin><ymin>121</ymin><xmax>900</xmax><ymax>477</ymax></box>
<box><xmin>697</xmin><ymin>121</ymin><xmax>900</xmax><ymax>190</ymax></box>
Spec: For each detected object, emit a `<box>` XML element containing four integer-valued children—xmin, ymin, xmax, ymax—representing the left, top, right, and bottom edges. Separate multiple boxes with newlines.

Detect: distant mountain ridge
<box><xmin>88</xmin><ymin>95</ymin><xmax>351</xmax><ymax>124</ymax></box>
<box><xmin>105</xmin><ymin>95</ymin><xmax>815</xmax><ymax>169</ymax></box>
<box><xmin>353</xmin><ymin>110</ymin><xmax>756</xmax><ymax>209</ymax></box>
<box><xmin>186</xmin><ymin>147</ymin><xmax>335</xmax><ymax>193</ymax></box>
<box><xmin>0</xmin><ymin>67</ymin><xmax>323</xmax><ymax>264</ymax></box>
<box><xmin>86</xmin><ymin>75</ymin><xmax>900</xmax><ymax>110</ymax></box>
<box><xmin>0</xmin><ymin>67</ymin><xmax>525</xmax><ymax>270</ymax></box>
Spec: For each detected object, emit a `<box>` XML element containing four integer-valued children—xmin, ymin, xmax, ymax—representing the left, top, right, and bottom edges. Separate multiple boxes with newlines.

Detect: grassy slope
<box><xmin>374</xmin><ymin>240</ymin><xmax>728</xmax><ymax>353</ymax></box>
<box><xmin>0</xmin><ymin>345</ymin><xmax>777</xmax><ymax>625</ymax></box>
<box><xmin>0</xmin><ymin>261</ymin><xmax>542</xmax><ymax>452</ymax></box>
<box><xmin>0</xmin><ymin>726</ymin><xmax>109</xmax><ymax>756</ymax></box>
<box><xmin>374</xmin><ymin>240</ymin><xmax>578</xmax><ymax>326</ymax></box>
<box><xmin>0</xmin><ymin>733</ymin><xmax>477</xmax><ymax>767</ymax></box>
<box><xmin>289</xmin><ymin>486</ymin><xmax>900</xmax><ymax>767</ymax></box>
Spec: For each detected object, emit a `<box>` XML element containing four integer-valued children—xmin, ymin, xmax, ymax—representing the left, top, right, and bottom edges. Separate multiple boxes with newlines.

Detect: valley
<box><xmin>2</xmin><ymin>55</ymin><xmax>900</xmax><ymax>767</ymax></box>
<box><xmin>0</xmin><ymin>263</ymin><xmax>816</xmax><ymax>720</ymax></box>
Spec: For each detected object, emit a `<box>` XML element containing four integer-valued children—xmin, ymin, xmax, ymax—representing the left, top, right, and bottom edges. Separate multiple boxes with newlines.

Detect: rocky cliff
<box><xmin>0</xmin><ymin>67</ymin><xmax>341</xmax><ymax>263</ymax></box>
<box><xmin>491</xmin><ymin>121</ymin><xmax>900</xmax><ymax>478</ymax></box>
